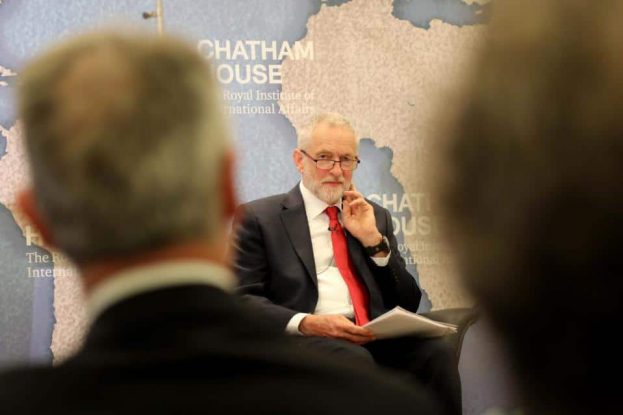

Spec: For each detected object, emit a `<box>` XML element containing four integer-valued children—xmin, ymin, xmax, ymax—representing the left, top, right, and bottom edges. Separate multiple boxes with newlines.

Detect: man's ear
<box><xmin>220</xmin><ymin>150</ymin><xmax>237</xmax><ymax>219</ymax></box>
<box><xmin>17</xmin><ymin>189</ymin><xmax>55</xmax><ymax>248</ymax></box>
<box><xmin>293</xmin><ymin>149</ymin><xmax>304</xmax><ymax>174</ymax></box>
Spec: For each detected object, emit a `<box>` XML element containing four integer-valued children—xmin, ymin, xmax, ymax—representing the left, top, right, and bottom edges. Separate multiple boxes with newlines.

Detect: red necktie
<box><xmin>325</xmin><ymin>206</ymin><xmax>370</xmax><ymax>325</ymax></box>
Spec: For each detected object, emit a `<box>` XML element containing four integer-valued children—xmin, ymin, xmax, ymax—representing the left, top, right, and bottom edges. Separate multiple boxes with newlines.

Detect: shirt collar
<box><xmin>299</xmin><ymin>181</ymin><xmax>341</xmax><ymax>221</ymax></box>
<box><xmin>86</xmin><ymin>260</ymin><xmax>236</xmax><ymax>324</ymax></box>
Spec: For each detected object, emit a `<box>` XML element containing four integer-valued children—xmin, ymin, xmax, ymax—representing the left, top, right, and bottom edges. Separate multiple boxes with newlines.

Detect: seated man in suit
<box><xmin>0</xmin><ymin>31</ymin><xmax>442</xmax><ymax>415</ymax></box>
<box><xmin>233</xmin><ymin>112</ymin><xmax>461</xmax><ymax>415</ymax></box>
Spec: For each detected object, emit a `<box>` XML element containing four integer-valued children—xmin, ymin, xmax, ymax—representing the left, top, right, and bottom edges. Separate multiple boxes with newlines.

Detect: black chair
<box><xmin>421</xmin><ymin>308</ymin><xmax>479</xmax><ymax>360</ymax></box>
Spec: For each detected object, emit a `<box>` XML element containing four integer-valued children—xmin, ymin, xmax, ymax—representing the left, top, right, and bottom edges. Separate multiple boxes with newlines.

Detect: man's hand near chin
<box><xmin>299</xmin><ymin>314</ymin><xmax>376</xmax><ymax>345</ymax></box>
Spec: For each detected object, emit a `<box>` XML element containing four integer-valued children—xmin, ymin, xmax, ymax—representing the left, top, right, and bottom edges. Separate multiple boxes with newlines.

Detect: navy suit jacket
<box><xmin>233</xmin><ymin>184</ymin><xmax>422</xmax><ymax>330</ymax></box>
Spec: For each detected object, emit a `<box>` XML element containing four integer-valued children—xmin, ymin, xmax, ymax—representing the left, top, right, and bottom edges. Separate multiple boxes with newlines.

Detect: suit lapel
<box><xmin>280</xmin><ymin>185</ymin><xmax>318</xmax><ymax>286</ymax></box>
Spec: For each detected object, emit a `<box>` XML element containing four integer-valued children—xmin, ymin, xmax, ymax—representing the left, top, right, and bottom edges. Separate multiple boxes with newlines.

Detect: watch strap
<box><xmin>364</xmin><ymin>236</ymin><xmax>390</xmax><ymax>256</ymax></box>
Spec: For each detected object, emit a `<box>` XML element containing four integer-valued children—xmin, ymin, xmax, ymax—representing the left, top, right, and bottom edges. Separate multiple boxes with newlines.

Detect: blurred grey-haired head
<box><xmin>18</xmin><ymin>30</ymin><xmax>230</xmax><ymax>264</ymax></box>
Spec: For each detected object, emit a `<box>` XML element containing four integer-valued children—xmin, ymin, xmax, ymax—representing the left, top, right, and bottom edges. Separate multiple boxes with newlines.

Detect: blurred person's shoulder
<box><xmin>0</xmin><ymin>343</ymin><xmax>441</xmax><ymax>415</ymax></box>
<box><xmin>261</xmin><ymin>337</ymin><xmax>443</xmax><ymax>414</ymax></box>
<box><xmin>238</xmin><ymin>191</ymin><xmax>291</xmax><ymax>215</ymax></box>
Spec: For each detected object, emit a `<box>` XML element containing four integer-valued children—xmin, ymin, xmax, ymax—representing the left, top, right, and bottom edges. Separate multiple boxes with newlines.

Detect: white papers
<box><xmin>363</xmin><ymin>307</ymin><xmax>458</xmax><ymax>339</ymax></box>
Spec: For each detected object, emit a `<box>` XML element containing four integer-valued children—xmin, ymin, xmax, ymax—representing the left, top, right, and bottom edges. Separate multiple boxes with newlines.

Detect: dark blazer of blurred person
<box><xmin>0</xmin><ymin>31</ymin><xmax>442</xmax><ymax>415</ymax></box>
<box><xmin>435</xmin><ymin>1</ymin><xmax>623</xmax><ymax>414</ymax></box>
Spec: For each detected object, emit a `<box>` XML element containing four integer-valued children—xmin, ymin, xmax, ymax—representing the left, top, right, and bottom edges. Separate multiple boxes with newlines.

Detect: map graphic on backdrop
<box><xmin>0</xmin><ymin>0</ymin><xmax>488</xmax><ymax>370</ymax></box>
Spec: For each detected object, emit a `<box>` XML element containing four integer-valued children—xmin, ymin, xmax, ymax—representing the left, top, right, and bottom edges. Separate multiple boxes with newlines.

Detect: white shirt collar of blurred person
<box><xmin>87</xmin><ymin>260</ymin><xmax>236</xmax><ymax>324</ymax></box>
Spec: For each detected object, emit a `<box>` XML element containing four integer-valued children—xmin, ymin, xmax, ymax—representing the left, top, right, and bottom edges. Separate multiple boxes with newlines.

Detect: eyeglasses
<box><xmin>299</xmin><ymin>149</ymin><xmax>360</xmax><ymax>171</ymax></box>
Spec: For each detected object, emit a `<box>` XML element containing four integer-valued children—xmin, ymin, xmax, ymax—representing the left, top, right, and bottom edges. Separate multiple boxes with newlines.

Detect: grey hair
<box><xmin>18</xmin><ymin>31</ymin><xmax>230</xmax><ymax>264</ymax></box>
<box><xmin>297</xmin><ymin>112</ymin><xmax>357</xmax><ymax>150</ymax></box>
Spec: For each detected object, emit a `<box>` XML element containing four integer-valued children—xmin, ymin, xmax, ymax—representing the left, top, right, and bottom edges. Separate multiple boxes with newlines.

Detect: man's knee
<box><xmin>369</xmin><ymin>336</ymin><xmax>457</xmax><ymax>373</ymax></box>
<box><xmin>333</xmin><ymin>340</ymin><xmax>375</xmax><ymax>364</ymax></box>
<box><xmin>411</xmin><ymin>338</ymin><xmax>458</xmax><ymax>373</ymax></box>
<box><xmin>295</xmin><ymin>336</ymin><xmax>376</xmax><ymax>367</ymax></box>
<box><xmin>428</xmin><ymin>339</ymin><xmax>456</xmax><ymax>362</ymax></box>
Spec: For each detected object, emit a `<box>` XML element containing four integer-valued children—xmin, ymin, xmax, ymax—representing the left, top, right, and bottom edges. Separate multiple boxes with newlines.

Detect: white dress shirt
<box><xmin>286</xmin><ymin>182</ymin><xmax>391</xmax><ymax>334</ymax></box>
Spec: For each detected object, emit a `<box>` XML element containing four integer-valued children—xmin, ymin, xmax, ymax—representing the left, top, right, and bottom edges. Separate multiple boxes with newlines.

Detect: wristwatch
<box><xmin>364</xmin><ymin>235</ymin><xmax>390</xmax><ymax>256</ymax></box>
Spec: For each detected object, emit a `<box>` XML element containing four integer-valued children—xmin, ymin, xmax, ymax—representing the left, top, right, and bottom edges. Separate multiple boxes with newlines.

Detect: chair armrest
<box><xmin>421</xmin><ymin>307</ymin><xmax>479</xmax><ymax>361</ymax></box>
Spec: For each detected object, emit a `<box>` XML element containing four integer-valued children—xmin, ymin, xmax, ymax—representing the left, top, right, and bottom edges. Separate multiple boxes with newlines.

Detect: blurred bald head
<box><xmin>18</xmin><ymin>31</ymin><xmax>231</xmax><ymax>263</ymax></box>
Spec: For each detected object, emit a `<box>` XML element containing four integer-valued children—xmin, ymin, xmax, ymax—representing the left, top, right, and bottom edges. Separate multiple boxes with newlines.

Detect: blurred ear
<box><xmin>220</xmin><ymin>150</ymin><xmax>237</xmax><ymax>219</ymax></box>
<box><xmin>17</xmin><ymin>189</ymin><xmax>55</xmax><ymax>248</ymax></box>
<box><xmin>293</xmin><ymin>149</ymin><xmax>304</xmax><ymax>174</ymax></box>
